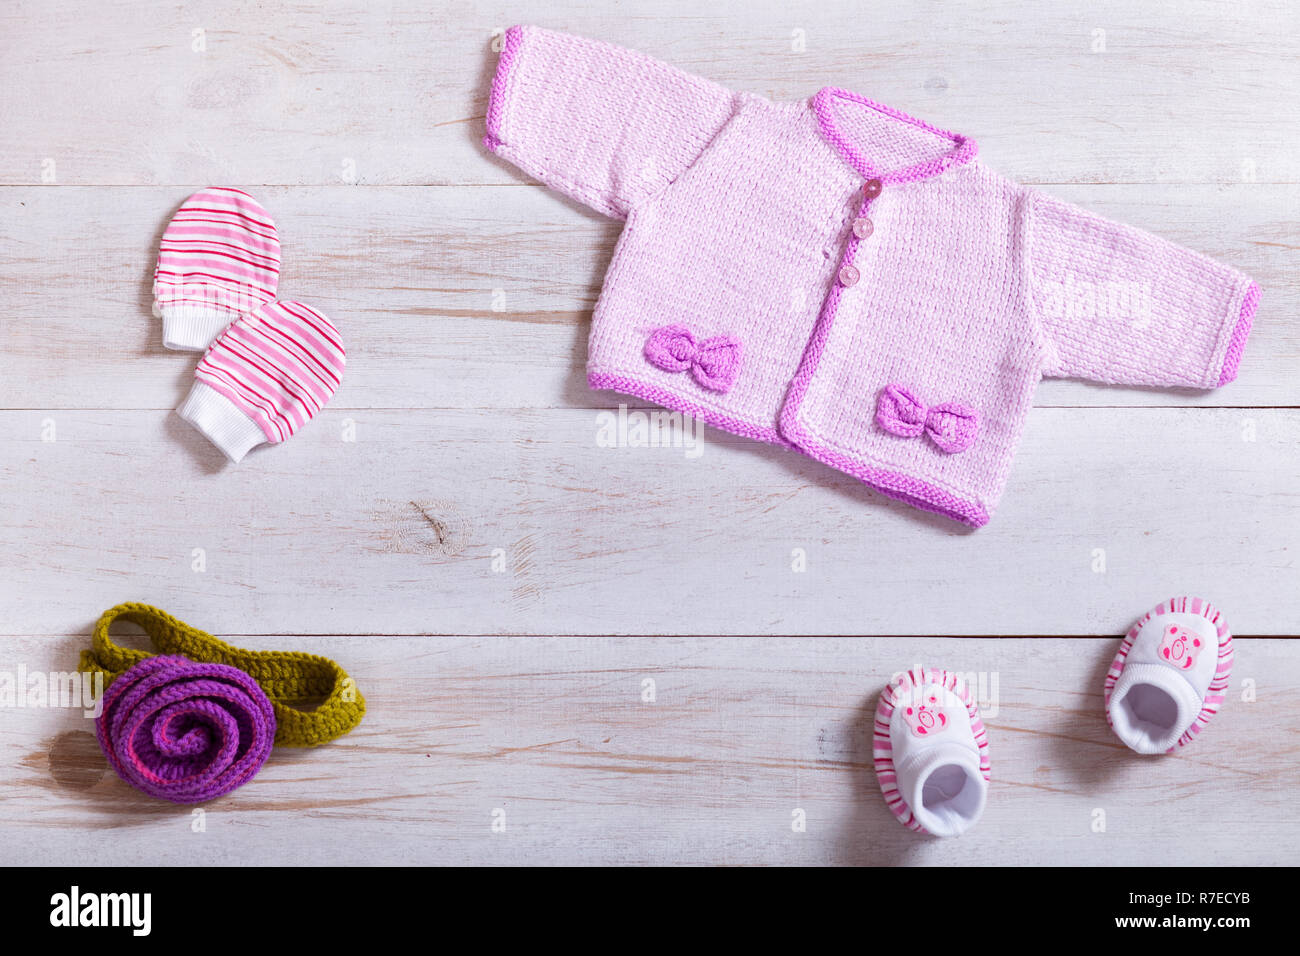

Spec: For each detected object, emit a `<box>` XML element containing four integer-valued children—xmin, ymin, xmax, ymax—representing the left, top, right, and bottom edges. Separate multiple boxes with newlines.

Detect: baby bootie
<box><xmin>177</xmin><ymin>300</ymin><xmax>345</xmax><ymax>463</ymax></box>
<box><xmin>874</xmin><ymin>667</ymin><xmax>991</xmax><ymax>837</ymax></box>
<box><xmin>1105</xmin><ymin>596</ymin><xmax>1233</xmax><ymax>754</ymax></box>
<box><xmin>154</xmin><ymin>187</ymin><xmax>281</xmax><ymax>351</ymax></box>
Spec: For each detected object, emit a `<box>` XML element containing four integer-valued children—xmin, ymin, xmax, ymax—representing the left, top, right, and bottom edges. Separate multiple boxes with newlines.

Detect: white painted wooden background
<box><xmin>1</xmin><ymin>0</ymin><xmax>1297</xmax><ymax>865</ymax></box>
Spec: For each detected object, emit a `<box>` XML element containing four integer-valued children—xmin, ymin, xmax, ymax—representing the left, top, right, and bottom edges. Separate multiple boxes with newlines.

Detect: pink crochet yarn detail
<box><xmin>643</xmin><ymin>324</ymin><xmax>742</xmax><ymax>393</ymax></box>
<box><xmin>875</xmin><ymin>383</ymin><xmax>979</xmax><ymax>454</ymax></box>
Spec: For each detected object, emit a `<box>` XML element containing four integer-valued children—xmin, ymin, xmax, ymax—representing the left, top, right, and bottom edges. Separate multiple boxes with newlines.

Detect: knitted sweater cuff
<box><xmin>483</xmin><ymin>25</ymin><xmax>524</xmax><ymax>153</ymax></box>
<box><xmin>1218</xmin><ymin>280</ymin><xmax>1260</xmax><ymax>386</ymax></box>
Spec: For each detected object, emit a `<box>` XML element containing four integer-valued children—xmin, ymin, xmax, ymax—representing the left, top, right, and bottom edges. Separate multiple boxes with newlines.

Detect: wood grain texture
<box><xmin>2</xmin><ymin>634</ymin><xmax>1295</xmax><ymax>865</ymax></box>
<box><xmin>2</xmin><ymin>0</ymin><xmax>1297</xmax><ymax>187</ymax></box>
<box><xmin>2</xmin><ymin>0</ymin><xmax>1298</xmax><ymax>865</ymax></box>
<box><xmin>2</xmin><ymin>406</ymin><xmax>1298</xmax><ymax>637</ymax></box>
<box><xmin>0</xmin><ymin>183</ymin><xmax>1292</xmax><ymax>409</ymax></box>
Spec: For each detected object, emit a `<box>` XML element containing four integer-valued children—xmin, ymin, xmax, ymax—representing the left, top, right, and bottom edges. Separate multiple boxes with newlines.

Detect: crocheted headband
<box><xmin>79</xmin><ymin>603</ymin><xmax>365</xmax><ymax>748</ymax></box>
<box><xmin>153</xmin><ymin>187</ymin><xmax>282</xmax><ymax>351</ymax></box>
<box><xmin>97</xmin><ymin>655</ymin><xmax>277</xmax><ymax>804</ymax></box>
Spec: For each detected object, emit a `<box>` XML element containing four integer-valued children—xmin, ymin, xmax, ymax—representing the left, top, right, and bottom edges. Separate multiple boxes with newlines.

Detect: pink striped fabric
<box><xmin>1104</xmin><ymin>596</ymin><xmax>1233</xmax><ymax>752</ymax></box>
<box><xmin>195</xmin><ymin>300</ymin><xmax>346</xmax><ymax>443</ymax></box>
<box><xmin>154</xmin><ymin>187</ymin><xmax>281</xmax><ymax>317</ymax></box>
<box><xmin>873</xmin><ymin>667</ymin><xmax>991</xmax><ymax>834</ymax></box>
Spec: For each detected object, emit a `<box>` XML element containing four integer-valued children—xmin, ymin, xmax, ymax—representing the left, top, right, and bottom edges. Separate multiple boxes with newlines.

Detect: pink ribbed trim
<box><xmin>587</xmin><ymin>372</ymin><xmax>789</xmax><ymax>446</ymax></box>
<box><xmin>811</xmin><ymin>87</ymin><xmax>978</xmax><ymax>185</ymax></box>
<box><xmin>827</xmin><ymin>458</ymin><xmax>989</xmax><ymax>527</ymax></box>
<box><xmin>777</xmin><ymin>192</ymin><xmax>988</xmax><ymax>528</ymax></box>
<box><xmin>483</xmin><ymin>25</ymin><xmax>524</xmax><ymax>152</ymax></box>
<box><xmin>782</xmin><ymin>95</ymin><xmax>987</xmax><ymax>525</ymax></box>
<box><xmin>1217</xmin><ymin>280</ymin><xmax>1259</xmax><ymax>387</ymax></box>
<box><xmin>592</xmin><ymin>370</ymin><xmax>987</xmax><ymax>525</ymax></box>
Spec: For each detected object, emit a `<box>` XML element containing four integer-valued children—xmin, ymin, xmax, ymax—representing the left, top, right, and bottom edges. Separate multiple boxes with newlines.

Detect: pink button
<box><xmin>852</xmin><ymin>217</ymin><xmax>874</xmax><ymax>239</ymax></box>
<box><xmin>838</xmin><ymin>264</ymin><xmax>860</xmax><ymax>287</ymax></box>
<box><xmin>862</xmin><ymin>178</ymin><xmax>883</xmax><ymax>200</ymax></box>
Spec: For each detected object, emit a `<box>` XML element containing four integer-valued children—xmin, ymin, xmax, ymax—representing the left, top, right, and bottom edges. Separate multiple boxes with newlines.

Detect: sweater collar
<box><xmin>811</xmin><ymin>87</ymin><xmax>977</xmax><ymax>185</ymax></box>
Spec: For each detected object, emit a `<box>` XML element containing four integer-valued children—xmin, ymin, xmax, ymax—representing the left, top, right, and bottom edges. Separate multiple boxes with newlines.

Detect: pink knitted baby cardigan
<box><xmin>484</xmin><ymin>26</ymin><xmax>1259</xmax><ymax>527</ymax></box>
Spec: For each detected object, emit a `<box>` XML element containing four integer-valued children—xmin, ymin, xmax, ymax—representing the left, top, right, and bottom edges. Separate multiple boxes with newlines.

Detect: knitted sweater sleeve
<box><xmin>482</xmin><ymin>25</ymin><xmax>740</xmax><ymax>219</ymax></box>
<box><xmin>1023</xmin><ymin>188</ymin><xmax>1259</xmax><ymax>388</ymax></box>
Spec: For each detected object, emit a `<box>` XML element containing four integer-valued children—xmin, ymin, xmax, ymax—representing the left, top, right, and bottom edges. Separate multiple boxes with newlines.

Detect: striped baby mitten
<box><xmin>153</xmin><ymin>187</ymin><xmax>282</xmax><ymax>351</ymax></box>
<box><xmin>176</xmin><ymin>300</ymin><xmax>346</xmax><ymax>463</ymax></box>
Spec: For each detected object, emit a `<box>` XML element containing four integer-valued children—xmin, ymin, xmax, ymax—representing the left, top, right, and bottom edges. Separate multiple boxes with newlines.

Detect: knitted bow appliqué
<box><xmin>643</xmin><ymin>324</ymin><xmax>742</xmax><ymax>394</ymax></box>
<box><xmin>875</xmin><ymin>383</ymin><xmax>980</xmax><ymax>454</ymax></box>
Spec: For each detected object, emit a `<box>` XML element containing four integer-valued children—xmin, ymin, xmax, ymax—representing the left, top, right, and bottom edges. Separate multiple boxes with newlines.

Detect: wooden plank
<box><xmin>0</xmin><ymin>183</ymin><xmax>1290</xmax><ymax>409</ymax></box>
<box><xmin>2</xmin><ymin>406</ymin><xmax>1297</xmax><ymax>637</ymax></box>
<box><xmin>4</xmin><ymin>0</ymin><xmax>1297</xmax><ymax>870</ymax></box>
<box><xmin>2</xmin><ymin>634</ymin><xmax>1295</xmax><ymax>865</ymax></box>
<box><xmin>2</xmin><ymin>1</ymin><xmax>1296</xmax><ymax>187</ymax></box>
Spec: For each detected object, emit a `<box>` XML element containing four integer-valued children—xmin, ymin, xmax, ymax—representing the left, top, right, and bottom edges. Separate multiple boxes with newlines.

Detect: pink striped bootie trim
<box><xmin>153</xmin><ymin>187</ymin><xmax>282</xmax><ymax>351</ymax></box>
<box><xmin>874</xmin><ymin>667</ymin><xmax>991</xmax><ymax>837</ymax></box>
<box><xmin>178</xmin><ymin>300</ymin><xmax>346</xmax><ymax>463</ymax></box>
<box><xmin>1104</xmin><ymin>596</ymin><xmax>1233</xmax><ymax>754</ymax></box>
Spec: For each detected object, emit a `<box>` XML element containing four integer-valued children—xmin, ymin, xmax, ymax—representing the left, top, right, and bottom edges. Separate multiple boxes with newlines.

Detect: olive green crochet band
<box><xmin>78</xmin><ymin>603</ymin><xmax>365</xmax><ymax>748</ymax></box>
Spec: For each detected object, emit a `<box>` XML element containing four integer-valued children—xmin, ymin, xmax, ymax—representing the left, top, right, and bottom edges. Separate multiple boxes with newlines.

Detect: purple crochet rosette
<box><xmin>95</xmin><ymin>654</ymin><xmax>276</xmax><ymax>804</ymax></box>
